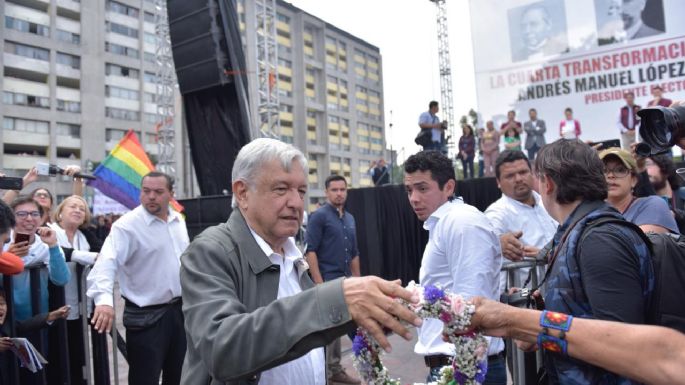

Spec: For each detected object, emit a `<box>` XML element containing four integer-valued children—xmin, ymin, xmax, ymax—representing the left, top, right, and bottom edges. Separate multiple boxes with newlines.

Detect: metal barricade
<box><xmin>2</xmin><ymin>274</ymin><xmax>20</xmax><ymax>385</ymax></box>
<box><xmin>500</xmin><ymin>258</ymin><xmax>547</xmax><ymax>385</ymax></box>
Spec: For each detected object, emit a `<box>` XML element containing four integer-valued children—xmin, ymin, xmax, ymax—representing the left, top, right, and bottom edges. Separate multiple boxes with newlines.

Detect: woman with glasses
<box><xmin>599</xmin><ymin>147</ymin><xmax>679</xmax><ymax>234</ymax></box>
<box><xmin>49</xmin><ymin>196</ymin><xmax>101</xmax><ymax>385</ymax></box>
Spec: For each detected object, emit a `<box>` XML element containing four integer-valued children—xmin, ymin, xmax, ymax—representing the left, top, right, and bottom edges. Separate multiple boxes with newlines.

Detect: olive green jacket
<box><xmin>180</xmin><ymin>210</ymin><xmax>353</xmax><ymax>385</ymax></box>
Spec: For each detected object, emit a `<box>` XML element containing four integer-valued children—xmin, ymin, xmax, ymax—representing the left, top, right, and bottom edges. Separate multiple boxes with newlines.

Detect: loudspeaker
<box><xmin>168</xmin><ymin>0</ymin><xmax>235</xmax><ymax>94</ymax></box>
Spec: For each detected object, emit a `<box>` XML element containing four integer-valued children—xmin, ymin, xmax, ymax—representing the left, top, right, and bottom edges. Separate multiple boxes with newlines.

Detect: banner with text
<box><xmin>469</xmin><ymin>0</ymin><xmax>685</xmax><ymax>143</ymax></box>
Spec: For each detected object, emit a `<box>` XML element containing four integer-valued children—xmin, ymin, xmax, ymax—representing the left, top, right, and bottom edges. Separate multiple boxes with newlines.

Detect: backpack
<box><xmin>580</xmin><ymin>217</ymin><xmax>685</xmax><ymax>333</ymax></box>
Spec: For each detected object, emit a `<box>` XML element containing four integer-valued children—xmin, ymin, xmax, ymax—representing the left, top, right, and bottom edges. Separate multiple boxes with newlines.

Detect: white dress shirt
<box><xmin>485</xmin><ymin>192</ymin><xmax>558</xmax><ymax>291</ymax></box>
<box><xmin>86</xmin><ymin>205</ymin><xmax>189</xmax><ymax>307</ymax></box>
<box><xmin>49</xmin><ymin>223</ymin><xmax>97</xmax><ymax>320</ymax></box>
<box><xmin>249</xmin><ymin>230</ymin><xmax>326</xmax><ymax>385</ymax></box>
<box><xmin>415</xmin><ymin>198</ymin><xmax>504</xmax><ymax>356</ymax></box>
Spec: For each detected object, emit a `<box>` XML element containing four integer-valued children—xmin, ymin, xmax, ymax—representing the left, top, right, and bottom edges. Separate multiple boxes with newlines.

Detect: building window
<box><xmin>107</xmin><ymin>0</ymin><xmax>139</xmax><ymax>18</ymax></box>
<box><xmin>106</xmin><ymin>107</ymin><xmax>140</xmax><ymax>121</ymax></box>
<box><xmin>105</xmin><ymin>42</ymin><xmax>139</xmax><ymax>59</ymax></box>
<box><xmin>56</xmin><ymin>123</ymin><xmax>81</xmax><ymax>138</ymax></box>
<box><xmin>144</xmin><ymin>12</ymin><xmax>155</xmax><ymax>23</ymax></box>
<box><xmin>106</xmin><ymin>63</ymin><xmax>140</xmax><ymax>79</ymax></box>
<box><xmin>4</xmin><ymin>41</ymin><xmax>49</xmax><ymax>61</ymax></box>
<box><xmin>56</xmin><ymin>29</ymin><xmax>80</xmax><ymax>45</ymax></box>
<box><xmin>3</xmin><ymin>117</ymin><xmax>49</xmax><ymax>134</ymax></box>
<box><xmin>3</xmin><ymin>91</ymin><xmax>50</xmax><ymax>109</ymax></box>
<box><xmin>106</xmin><ymin>21</ymin><xmax>139</xmax><ymax>38</ymax></box>
<box><xmin>105</xmin><ymin>128</ymin><xmax>127</xmax><ymax>142</ymax></box>
<box><xmin>144</xmin><ymin>72</ymin><xmax>158</xmax><ymax>83</ymax></box>
<box><xmin>144</xmin><ymin>52</ymin><xmax>155</xmax><ymax>63</ymax></box>
<box><xmin>145</xmin><ymin>113</ymin><xmax>158</xmax><ymax>124</ymax></box>
<box><xmin>106</xmin><ymin>85</ymin><xmax>140</xmax><ymax>100</ymax></box>
<box><xmin>57</xmin><ymin>100</ymin><xmax>81</xmax><ymax>113</ymax></box>
<box><xmin>5</xmin><ymin>16</ymin><xmax>50</xmax><ymax>37</ymax></box>
<box><xmin>144</xmin><ymin>92</ymin><xmax>156</xmax><ymax>103</ymax></box>
<box><xmin>57</xmin><ymin>52</ymin><xmax>81</xmax><ymax>69</ymax></box>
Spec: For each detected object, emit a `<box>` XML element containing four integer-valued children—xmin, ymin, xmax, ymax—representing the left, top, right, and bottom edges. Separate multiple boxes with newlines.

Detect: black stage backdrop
<box><xmin>181</xmin><ymin>178</ymin><xmax>502</xmax><ymax>284</ymax></box>
<box><xmin>346</xmin><ymin>178</ymin><xmax>501</xmax><ymax>284</ymax></box>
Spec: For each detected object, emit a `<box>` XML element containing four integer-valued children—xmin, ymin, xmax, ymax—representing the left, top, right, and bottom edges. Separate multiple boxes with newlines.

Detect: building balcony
<box><xmin>3</xmin><ymin>131</ymin><xmax>50</xmax><ymax>147</ymax></box>
<box><xmin>56</xmin><ymin>0</ymin><xmax>80</xmax><ymax>13</ymax></box>
<box><xmin>56</xmin><ymin>63</ymin><xmax>81</xmax><ymax>79</ymax></box>
<box><xmin>56</xmin><ymin>135</ymin><xmax>81</xmax><ymax>149</ymax></box>
<box><xmin>3</xmin><ymin>154</ymin><xmax>46</xmax><ymax>171</ymax></box>
<box><xmin>3</xmin><ymin>53</ymin><xmax>49</xmax><ymax>74</ymax></box>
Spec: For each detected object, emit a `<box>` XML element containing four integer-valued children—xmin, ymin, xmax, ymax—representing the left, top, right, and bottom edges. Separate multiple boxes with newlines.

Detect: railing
<box><xmin>2</xmin><ymin>264</ymin><xmax>128</xmax><ymax>385</ymax></box>
<box><xmin>500</xmin><ymin>258</ymin><xmax>547</xmax><ymax>385</ymax></box>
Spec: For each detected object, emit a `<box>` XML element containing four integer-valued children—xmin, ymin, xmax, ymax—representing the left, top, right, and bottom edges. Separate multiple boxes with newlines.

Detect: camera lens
<box><xmin>638</xmin><ymin>105</ymin><xmax>685</xmax><ymax>152</ymax></box>
<box><xmin>635</xmin><ymin>142</ymin><xmax>652</xmax><ymax>157</ymax></box>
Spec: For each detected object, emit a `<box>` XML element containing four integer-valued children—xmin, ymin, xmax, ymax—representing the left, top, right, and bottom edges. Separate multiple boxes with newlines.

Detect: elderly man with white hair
<box><xmin>180</xmin><ymin>138</ymin><xmax>422</xmax><ymax>385</ymax></box>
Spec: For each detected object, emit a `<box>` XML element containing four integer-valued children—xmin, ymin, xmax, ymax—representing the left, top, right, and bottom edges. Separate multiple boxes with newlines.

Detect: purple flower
<box><xmin>352</xmin><ymin>334</ymin><xmax>367</xmax><ymax>356</ymax></box>
<box><xmin>475</xmin><ymin>359</ymin><xmax>488</xmax><ymax>383</ymax></box>
<box><xmin>453</xmin><ymin>369</ymin><xmax>468</xmax><ymax>385</ymax></box>
<box><xmin>423</xmin><ymin>285</ymin><xmax>445</xmax><ymax>304</ymax></box>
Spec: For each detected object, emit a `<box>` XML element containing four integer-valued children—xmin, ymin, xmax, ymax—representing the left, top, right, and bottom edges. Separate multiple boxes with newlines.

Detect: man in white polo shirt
<box><xmin>404</xmin><ymin>150</ymin><xmax>505</xmax><ymax>384</ymax></box>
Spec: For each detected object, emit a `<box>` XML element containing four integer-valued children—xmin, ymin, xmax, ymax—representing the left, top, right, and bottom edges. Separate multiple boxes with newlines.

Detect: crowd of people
<box><xmin>0</xmin><ymin>103</ymin><xmax>684</xmax><ymax>385</ymax></box>
<box><xmin>420</xmin><ymin>85</ymin><xmax>676</xmax><ymax>180</ymax></box>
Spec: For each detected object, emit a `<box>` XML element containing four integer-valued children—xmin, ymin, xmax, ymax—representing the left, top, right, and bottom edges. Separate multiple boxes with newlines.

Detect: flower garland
<box><xmin>352</xmin><ymin>282</ymin><xmax>489</xmax><ymax>385</ymax></box>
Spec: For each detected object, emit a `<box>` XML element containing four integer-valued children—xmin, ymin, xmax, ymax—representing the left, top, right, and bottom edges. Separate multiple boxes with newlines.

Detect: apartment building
<box><xmin>237</xmin><ymin>0</ymin><xmax>387</xmax><ymax>211</ymax></box>
<box><xmin>0</xmin><ymin>0</ymin><xmax>189</xmax><ymax>202</ymax></box>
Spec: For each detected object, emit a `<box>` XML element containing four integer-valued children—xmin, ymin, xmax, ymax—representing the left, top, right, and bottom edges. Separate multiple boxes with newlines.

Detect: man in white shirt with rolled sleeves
<box><xmin>485</xmin><ymin>150</ymin><xmax>557</xmax><ymax>290</ymax></box>
<box><xmin>403</xmin><ymin>150</ymin><xmax>505</xmax><ymax>385</ymax></box>
<box><xmin>87</xmin><ymin>171</ymin><xmax>189</xmax><ymax>385</ymax></box>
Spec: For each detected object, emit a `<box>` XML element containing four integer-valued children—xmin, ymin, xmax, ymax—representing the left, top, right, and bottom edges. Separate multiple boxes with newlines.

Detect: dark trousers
<box><xmin>126</xmin><ymin>303</ymin><xmax>186</xmax><ymax>385</ymax></box>
<box><xmin>461</xmin><ymin>155</ymin><xmax>475</xmax><ymax>179</ymax></box>
<box><xmin>527</xmin><ymin>143</ymin><xmax>541</xmax><ymax>160</ymax></box>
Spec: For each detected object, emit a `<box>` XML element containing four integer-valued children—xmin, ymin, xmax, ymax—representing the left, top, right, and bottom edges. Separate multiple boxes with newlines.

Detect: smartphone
<box><xmin>14</xmin><ymin>233</ymin><xmax>30</xmax><ymax>244</ymax></box>
<box><xmin>0</xmin><ymin>177</ymin><xmax>23</xmax><ymax>190</ymax></box>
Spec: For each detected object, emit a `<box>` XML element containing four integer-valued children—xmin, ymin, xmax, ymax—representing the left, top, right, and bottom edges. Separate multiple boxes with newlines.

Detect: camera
<box><xmin>35</xmin><ymin>162</ymin><xmax>96</xmax><ymax>180</ymax></box>
<box><xmin>36</xmin><ymin>162</ymin><xmax>63</xmax><ymax>177</ymax></box>
<box><xmin>501</xmin><ymin>288</ymin><xmax>531</xmax><ymax>308</ymax></box>
<box><xmin>636</xmin><ymin>105</ymin><xmax>685</xmax><ymax>155</ymax></box>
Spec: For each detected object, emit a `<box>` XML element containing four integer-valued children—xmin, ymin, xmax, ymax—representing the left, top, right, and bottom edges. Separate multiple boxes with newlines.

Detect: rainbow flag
<box><xmin>87</xmin><ymin>130</ymin><xmax>183</xmax><ymax>212</ymax></box>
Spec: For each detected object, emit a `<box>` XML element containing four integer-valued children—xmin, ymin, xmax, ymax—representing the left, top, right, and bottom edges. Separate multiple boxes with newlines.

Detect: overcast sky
<box><xmin>287</xmin><ymin>0</ymin><xmax>477</xmax><ymax>162</ymax></box>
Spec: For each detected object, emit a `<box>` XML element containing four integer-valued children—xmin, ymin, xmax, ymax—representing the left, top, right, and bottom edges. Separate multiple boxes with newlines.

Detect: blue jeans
<box><xmin>425</xmin><ymin>141</ymin><xmax>447</xmax><ymax>154</ymax></box>
<box><xmin>426</xmin><ymin>355</ymin><xmax>506</xmax><ymax>384</ymax></box>
<box><xmin>527</xmin><ymin>143</ymin><xmax>540</xmax><ymax>160</ymax></box>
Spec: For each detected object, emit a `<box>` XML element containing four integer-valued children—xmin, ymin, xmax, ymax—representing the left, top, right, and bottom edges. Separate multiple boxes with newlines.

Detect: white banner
<box><xmin>470</xmin><ymin>0</ymin><xmax>685</xmax><ymax>142</ymax></box>
<box><xmin>92</xmin><ymin>188</ymin><xmax>130</xmax><ymax>215</ymax></box>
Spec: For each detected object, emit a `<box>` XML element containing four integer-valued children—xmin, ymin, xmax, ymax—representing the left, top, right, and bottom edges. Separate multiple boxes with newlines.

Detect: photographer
<box><xmin>418</xmin><ymin>101</ymin><xmax>448</xmax><ymax>153</ymax></box>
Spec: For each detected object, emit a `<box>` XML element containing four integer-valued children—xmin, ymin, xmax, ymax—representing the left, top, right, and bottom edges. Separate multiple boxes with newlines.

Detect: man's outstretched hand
<box><xmin>343</xmin><ymin>277</ymin><xmax>422</xmax><ymax>352</ymax></box>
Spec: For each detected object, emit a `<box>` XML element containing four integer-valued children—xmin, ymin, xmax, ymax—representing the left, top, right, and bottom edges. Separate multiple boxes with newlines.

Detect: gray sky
<box><xmin>287</xmin><ymin>0</ymin><xmax>477</xmax><ymax>162</ymax></box>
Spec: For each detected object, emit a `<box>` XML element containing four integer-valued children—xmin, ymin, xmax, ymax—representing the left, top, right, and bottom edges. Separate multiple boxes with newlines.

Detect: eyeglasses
<box><xmin>15</xmin><ymin>211</ymin><xmax>41</xmax><ymax>219</ymax></box>
<box><xmin>34</xmin><ymin>192</ymin><xmax>50</xmax><ymax>199</ymax></box>
<box><xmin>603</xmin><ymin>166</ymin><xmax>630</xmax><ymax>178</ymax></box>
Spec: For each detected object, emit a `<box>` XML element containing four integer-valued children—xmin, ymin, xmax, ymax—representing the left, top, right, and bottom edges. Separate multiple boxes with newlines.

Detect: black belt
<box><xmin>424</xmin><ymin>352</ymin><xmax>504</xmax><ymax>368</ymax></box>
<box><xmin>123</xmin><ymin>296</ymin><xmax>181</xmax><ymax>310</ymax></box>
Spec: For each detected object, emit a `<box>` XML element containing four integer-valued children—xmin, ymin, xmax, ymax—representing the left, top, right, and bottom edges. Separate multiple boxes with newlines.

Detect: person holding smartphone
<box><xmin>3</xmin><ymin>196</ymin><xmax>69</xmax><ymax>322</ymax></box>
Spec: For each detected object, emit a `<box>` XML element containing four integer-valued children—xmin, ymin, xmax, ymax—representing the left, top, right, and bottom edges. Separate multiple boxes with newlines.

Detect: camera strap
<box><xmin>531</xmin><ymin>201</ymin><xmax>604</xmax><ymax>294</ymax></box>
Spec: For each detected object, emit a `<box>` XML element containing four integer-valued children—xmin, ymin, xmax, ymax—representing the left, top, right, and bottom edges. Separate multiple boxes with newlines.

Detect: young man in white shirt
<box><xmin>87</xmin><ymin>172</ymin><xmax>190</xmax><ymax>385</ymax></box>
<box><xmin>403</xmin><ymin>150</ymin><xmax>505</xmax><ymax>384</ymax></box>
